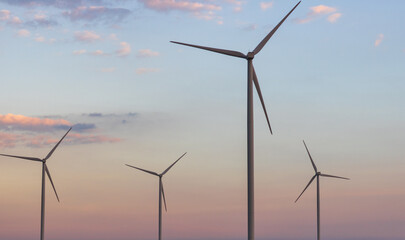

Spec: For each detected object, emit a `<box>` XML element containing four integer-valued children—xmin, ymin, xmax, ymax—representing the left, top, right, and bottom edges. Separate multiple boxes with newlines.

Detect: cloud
<box><xmin>327</xmin><ymin>12</ymin><xmax>342</xmax><ymax>23</ymax></box>
<box><xmin>62</xmin><ymin>5</ymin><xmax>131</xmax><ymax>24</ymax></box>
<box><xmin>137</xmin><ymin>49</ymin><xmax>160</xmax><ymax>58</ymax></box>
<box><xmin>100</xmin><ymin>67</ymin><xmax>116</xmax><ymax>72</ymax></box>
<box><xmin>88</xmin><ymin>113</ymin><xmax>104</xmax><ymax>117</ymax></box>
<box><xmin>136</xmin><ymin>67</ymin><xmax>159</xmax><ymax>75</ymax></box>
<box><xmin>295</xmin><ymin>5</ymin><xmax>341</xmax><ymax>24</ymax></box>
<box><xmin>243</xmin><ymin>23</ymin><xmax>257</xmax><ymax>31</ymax></box>
<box><xmin>35</xmin><ymin>35</ymin><xmax>45</xmax><ymax>42</ymax></box>
<box><xmin>140</xmin><ymin>0</ymin><xmax>221</xmax><ymax>12</ymax></box>
<box><xmin>74</xmin><ymin>30</ymin><xmax>101</xmax><ymax>42</ymax></box>
<box><xmin>260</xmin><ymin>1</ymin><xmax>273</xmax><ymax>11</ymax></box>
<box><xmin>9</xmin><ymin>16</ymin><xmax>22</xmax><ymax>24</ymax></box>
<box><xmin>224</xmin><ymin>0</ymin><xmax>243</xmax><ymax>12</ymax></box>
<box><xmin>90</xmin><ymin>49</ymin><xmax>106</xmax><ymax>56</ymax></box>
<box><xmin>0</xmin><ymin>9</ymin><xmax>10</xmax><ymax>21</ymax></box>
<box><xmin>116</xmin><ymin>41</ymin><xmax>131</xmax><ymax>56</ymax></box>
<box><xmin>65</xmin><ymin>133</ymin><xmax>121</xmax><ymax>145</ymax></box>
<box><xmin>0</xmin><ymin>0</ymin><xmax>107</xmax><ymax>9</ymax></box>
<box><xmin>0</xmin><ymin>113</ymin><xmax>121</xmax><ymax>148</ymax></box>
<box><xmin>24</xmin><ymin>14</ymin><xmax>58</xmax><ymax>28</ymax></box>
<box><xmin>374</xmin><ymin>34</ymin><xmax>384</xmax><ymax>47</ymax></box>
<box><xmin>108</xmin><ymin>33</ymin><xmax>118</xmax><ymax>41</ymax></box>
<box><xmin>0</xmin><ymin>132</ymin><xmax>121</xmax><ymax>148</ymax></box>
<box><xmin>73</xmin><ymin>49</ymin><xmax>87</xmax><ymax>55</ymax></box>
<box><xmin>0</xmin><ymin>113</ymin><xmax>71</xmax><ymax>131</ymax></box>
<box><xmin>0</xmin><ymin>132</ymin><xmax>24</xmax><ymax>148</ymax></box>
<box><xmin>139</xmin><ymin>0</ymin><xmax>222</xmax><ymax>22</ymax></box>
<box><xmin>17</xmin><ymin>29</ymin><xmax>30</xmax><ymax>37</ymax></box>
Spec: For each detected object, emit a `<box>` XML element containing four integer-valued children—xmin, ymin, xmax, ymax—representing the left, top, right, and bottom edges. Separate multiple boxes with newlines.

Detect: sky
<box><xmin>0</xmin><ymin>0</ymin><xmax>404</xmax><ymax>240</ymax></box>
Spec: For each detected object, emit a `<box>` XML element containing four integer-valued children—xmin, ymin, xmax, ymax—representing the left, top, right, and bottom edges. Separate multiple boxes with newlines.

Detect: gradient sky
<box><xmin>0</xmin><ymin>1</ymin><xmax>404</xmax><ymax>240</ymax></box>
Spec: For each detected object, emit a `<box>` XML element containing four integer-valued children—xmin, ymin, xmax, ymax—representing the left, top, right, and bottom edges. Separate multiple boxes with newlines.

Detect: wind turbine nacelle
<box><xmin>247</xmin><ymin>52</ymin><xmax>255</xmax><ymax>59</ymax></box>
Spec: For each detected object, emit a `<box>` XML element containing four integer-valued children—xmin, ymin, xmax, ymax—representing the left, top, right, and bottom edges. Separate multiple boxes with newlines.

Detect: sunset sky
<box><xmin>0</xmin><ymin>1</ymin><xmax>404</xmax><ymax>240</ymax></box>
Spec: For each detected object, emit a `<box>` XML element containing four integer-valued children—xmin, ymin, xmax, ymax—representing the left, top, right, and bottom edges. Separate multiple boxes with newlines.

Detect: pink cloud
<box><xmin>139</xmin><ymin>0</ymin><xmax>222</xmax><ymax>22</ymax></box>
<box><xmin>140</xmin><ymin>0</ymin><xmax>221</xmax><ymax>12</ymax></box>
<box><xmin>327</xmin><ymin>12</ymin><xmax>342</xmax><ymax>23</ymax></box>
<box><xmin>0</xmin><ymin>132</ymin><xmax>24</xmax><ymax>148</ymax></box>
<box><xmin>0</xmin><ymin>9</ymin><xmax>10</xmax><ymax>21</ymax></box>
<box><xmin>136</xmin><ymin>67</ymin><xmax>159</xmax><ymax>75</ymax></box>
<box><xmin>74</xmin><ymin>30</ymin><xmax>101</xmax><ymax>42</ymax></box>
<box><xmin>63</xmin><ymin>5</ymin><xmax>131</xmax><ymax>24</ymax></box>
<box><xmin>137</xmin><ymin>49</ymin><xmax>160</xmax><ymax>58</ymax></box>
<box><xmin>295</xmin><ymin>5</ymin><xmax>341</xmax><ymax>24</ymax></box>
<box><xmin>374</xmin><ymin>34</ymin><xmax>384</xmax><ymax>47</ymax></box>
<box><xmin>260</xmin><ymin>2</ymin><xmax>273</xmax><ymax>11</ymax></box>
<box><xmin>90</xmin><ymin>50</ymin><xmax>106</xmax><ymax>56</ymax></box>
<box><xmin>73</xmin><ymin>49</ymin><xmax>87</xmax><ymax>55</ymax></box>
<box><xmin>35</xmin><ymin>36</ymin><xmax>46</xmax><ymax>42</ymax></box>
<box><xmin>0</xmin><ymin>114</ymin><xmax>71</xmax><ymax>131</ymax></box>
<box><xmin>9</xmin><ymin>16</ymin><xmax>22</xmax><ymax>24</ymax></box>
<box><xmin>116</xmin><ymin>41</ymin><xmax>131</xmax><ymax>56</ymax></box>
<box><xmin>17</xmin><ymin>29</ymin><xmax>30</xmax><ymax>37</ymax></box>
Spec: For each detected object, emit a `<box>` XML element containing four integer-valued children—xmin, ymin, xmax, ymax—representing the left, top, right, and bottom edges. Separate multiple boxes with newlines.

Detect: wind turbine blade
<box><xmin>295</xmin><ymin>174</ymin><xmax>316</xmax><ymax>203</ymax></box>
<box><xmin>303</xmin><ymin>140</ymin><xmax>317</xmax><ymax>173</ymax></box>
<box><xmin>320</xmin><ymin>173</ymin><xmax>350</xmax><ymax>180</ymax></box>
<box><xmin>252</xmin><ymin>65</ymin><xmax>272</xmax><ymax>134</ymax></box>
<box><xmin>44</xmin><ymin>127</ymin><xmax>72</xmax><ymax>161</ymax></box>
<box><xmin>161</xmin><ymin>152</ymin><xmax>187</xmax><ymax>176</ymax></box>
<box><xmin>161</xmin><ymin>180</ymin><xmax>167</xmax><ymax>212</ymax></box>
<box><xmin>44</xmin><ymin>164</ymin><xmax>60</xmax><ymax>202</ymax></box>
<box><xmin>253</xmin><ymin>1</ymin><xmax>301</xmax><ymax>55</ymax></box>
<box><xmin>125</xmin><ymin>164</ymin><xmax>159</xmax><ymax>176</ymax></box>
<box><xmin>170</xmin><ymin>41</ymin><xmax>247</xmax><ymax>59</ymax></box>
<box><xmin>0</xmin><ymin>154</ymin><xmax>42</xmax><ymax>162</ymax></box>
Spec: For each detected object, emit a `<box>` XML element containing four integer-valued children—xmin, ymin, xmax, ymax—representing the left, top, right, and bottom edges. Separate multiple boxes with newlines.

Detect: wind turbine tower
<box><xmin>171</xmin><ymin>2</ymin><xmax>301</xmax><ymax>240</ymax></box>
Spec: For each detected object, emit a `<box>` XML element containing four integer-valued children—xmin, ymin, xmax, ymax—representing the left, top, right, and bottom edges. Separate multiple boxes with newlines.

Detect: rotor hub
<box><xmin>247</xmin><ymin>52</ymin><xmax>254</xmax><ymax>59</ymax></box>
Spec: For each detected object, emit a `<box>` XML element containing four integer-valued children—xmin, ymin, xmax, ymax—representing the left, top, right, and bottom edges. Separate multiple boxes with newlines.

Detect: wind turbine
<box><xmin>171</xmin><ymin>2</ymin><xmax>301</xmax><ymax>240</ymax></box>
<box><xmin>0</xmin><ymin>127</ymin><xmax>72</xmax><ymax>240</ymax></box>
<box><xmin>295</xmin><ymin>140</ymin><xmax>349</xmax><ymax>240</ymax></box>
<box><xmin>125</xmin><ymin>152</ymin><xmax>187</xmax><ymax>240</ymax></box>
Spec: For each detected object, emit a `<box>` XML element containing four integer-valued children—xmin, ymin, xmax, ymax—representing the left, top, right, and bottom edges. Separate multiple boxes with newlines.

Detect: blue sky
<box><xmin>0</xmin><ymin>1</ymin><xmax>404</xmax><ymax>240</ymax></box>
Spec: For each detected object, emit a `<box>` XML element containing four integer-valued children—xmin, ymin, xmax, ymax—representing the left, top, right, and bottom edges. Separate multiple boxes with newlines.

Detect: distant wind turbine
<box><xmin>295</xmin><ymin>140</ymin><xmax>349</xmax><ymax>240</ymax></box>
<box><xmin>171</xmin><ymin>2</ymin><xmax>301</xmax><ymax>240</ymax></box>
<box><xmin>0</xmin><ymin>127</ymin><xmax>72</xmax><ymax>240</ymax></box>
<box><xmin>125</xmin><ymin>152</ymin><xmax>187</xmax><ymax>240</ymax></box>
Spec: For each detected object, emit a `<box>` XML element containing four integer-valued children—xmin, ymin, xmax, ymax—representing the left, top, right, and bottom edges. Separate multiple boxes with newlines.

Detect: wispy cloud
<box><xmin>137</xmin><ymin>49</ymin><xmax>160</xmax><ymax>58</ymax></box>
<box><xmin>0</xmin><ymin>9</ymin><xmax>10</xmax><ymax>21</ymax></box>
<box><xmin>140</xmin><ymin>0</ymin><xmax>221</xmax><ymax>12</ymax></box>
<box><xmin>295</xmin><ymin>5</ymin><xmax>341</xmax><ymax>24</ymax></box>
<box><xmin>243</xmin><ymin>23</ymin><xmax>257</xmax><ymax>31</ymax></box>
<box><xmin>374</xmin><ymin>33</ymin><xmax>384</xmax><ymax>47</ymax></box>
<box><xmin>139</xmin><ymin>0</ymin><xmax>222</xmax><ymax>23</ymax></box>
<box><xmin>225</xmin><ymin>0</ymin><xmax>243</xmax><ymax>12</ymax></box>
<box><xmin>0</xmin><ymin>113</ymin><xmax>122</xmax><ymax>148</ymax></box>
<box><xmin>327</xmin><ymin>12</ymin><xmax>342</xmax><ymax>23</ymax></box>
<box><xmin>17</xmin><ymin>28</ymin><xmax>30</xmax><ymax>37</ymax></box>
<box><xmin>74</xmin><ymin>30</ymin><xmax>101</xmax><ymax>42</ymax></box>
<box><xmin>62</xmin><ymin>5</ymin><xmax>131</xmax><ymax>24</ymax></box>
<box><xmin>116</xmin><ymin>41</ymin><xmax>131</xmax><ymax>56</ymax></box>
<box><xmin>90</xmin><ymin>49</ymin><xmax>106</xmax><ymax>56</ymax></box>
<box><xmin>136</xmin><ymin>67</ymin><xmax>159</xmax><ymax>75</ymax></box>
<box><xmin>100</xmin><ymin>67</ymin><xmax>116</xmax><ymax>72</ymax></box>
<box><xmin>260</xmin><ymin>1</ymin><xmax>273</xmax><ymax>11</ymax></box>
<box><xmin>0</xmin><ymin>113</ymin><xmax>71</xmax><ymax>131</ymax></box>
<box><xmin>24</xmin><ymin>14</ymin><xmax>58</xmax><ymax>28</ymax></box>
<box><xmin>35</xmin><ymin>35</ymin><xmax>46</xmax><ymax>42</ymax></box>
<box><xmin>73</xmin><ymin>49</ymin><xmax>87</xmax><ymax>55</ymax></box>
